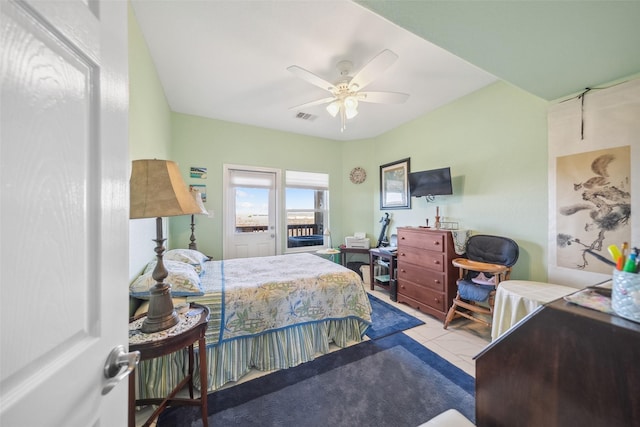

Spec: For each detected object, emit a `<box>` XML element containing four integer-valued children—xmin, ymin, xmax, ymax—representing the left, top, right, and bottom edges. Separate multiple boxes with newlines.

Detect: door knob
<box><xmin>102</xmin><ymin>345</ymin><xmax>140</xmax><ymax>395</ymax></box>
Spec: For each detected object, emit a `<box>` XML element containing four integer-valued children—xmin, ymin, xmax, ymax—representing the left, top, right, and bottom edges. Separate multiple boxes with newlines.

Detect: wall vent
<box><xmin>295</xmin><ymin>112</ymin><xmax>317</xmax><ymax>121</ymax></box>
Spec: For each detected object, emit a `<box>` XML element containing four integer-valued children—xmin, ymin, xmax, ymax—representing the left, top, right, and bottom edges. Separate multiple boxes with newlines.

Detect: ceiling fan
<box><xmin>287</xmin><ymin>49</ymin><xmax>409</xmax><ymax>132</ymax></box>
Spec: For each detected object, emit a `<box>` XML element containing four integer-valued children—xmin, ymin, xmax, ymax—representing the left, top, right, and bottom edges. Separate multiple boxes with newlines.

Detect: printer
<box><xmin>345</xmin><ymin>232</ymin><xmax>370</xmax><ymax>249</ymax></box>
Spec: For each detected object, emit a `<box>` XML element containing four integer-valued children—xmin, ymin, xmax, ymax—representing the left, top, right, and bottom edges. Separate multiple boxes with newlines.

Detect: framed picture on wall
<box><xmin>380</xmin><ymin>158</ymin><xmax>411</xmax><ymax>209</ymax></box>
<box><xmin>190</xmin><ymin>167</ymin><xmax>207</xmax><ymax>179</ymax></box>
<box><xmin>189</xmin><ymin>184</ymin><xmax>207</xmax><ymax>202</ymax></box>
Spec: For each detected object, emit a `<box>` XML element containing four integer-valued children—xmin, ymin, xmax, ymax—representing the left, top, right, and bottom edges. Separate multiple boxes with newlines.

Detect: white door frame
<box><xmin>222</xmin><ymin>164</ymin><xmax>282</xmax><ymax>259</ymax></box>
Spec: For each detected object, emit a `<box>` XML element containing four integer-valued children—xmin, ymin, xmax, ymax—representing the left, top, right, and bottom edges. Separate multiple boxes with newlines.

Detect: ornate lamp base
<box><xmin>140</xmin><ymin>216</ymin><xmax>179</xmax><ymax>334</ymax></box>
<box><xmin>141</xmin><ymin>282</ymin><xmax>179</xmax><ymax>333</ymax></box>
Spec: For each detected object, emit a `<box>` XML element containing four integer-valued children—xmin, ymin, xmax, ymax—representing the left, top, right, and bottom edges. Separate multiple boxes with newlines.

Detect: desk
<box><xmin>491</xmin><ymin>281</ymin><xmax>576</xmax><ymax>341</ymax></box>
<box><xmin>477</xmin><ymin>297</ymin><xmax>640</xmax><ymax>426</ymax></box>
<box><xmin>129</xmin><ymin>303</ymin><xmax>210</xmax><ymax>427</ymax></box>
<box><xmin>369</xmin><ymin>248</ymin><xmax>398</xmax><ymax>301</ymax></box>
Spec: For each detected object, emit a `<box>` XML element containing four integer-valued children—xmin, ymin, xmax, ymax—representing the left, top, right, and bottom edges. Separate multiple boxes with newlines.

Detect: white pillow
<box><xmin>130</xmin><ymin>260</ymin><xmax>204</xmax><ymax>298</ymax></box>
<box><xmin>164</xmin><ymin>249</ymin><xmax>208</xmax><ymax>274</ymax></box>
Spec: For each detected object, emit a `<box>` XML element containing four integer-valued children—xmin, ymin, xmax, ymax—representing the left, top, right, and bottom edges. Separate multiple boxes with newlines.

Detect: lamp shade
<box><xmin>130</xmin><ymin>159</ymin><xmax>202</xmax><ymax>219</ymax></box>
<box><xmin>190</xmin><ymin>188</ymin><xmax>209</xmax><ymax>215</ymax></box>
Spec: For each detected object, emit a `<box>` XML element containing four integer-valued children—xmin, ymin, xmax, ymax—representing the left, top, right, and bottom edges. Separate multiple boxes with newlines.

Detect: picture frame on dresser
<box><xmin>380</xmin><ymin>158</ymin><xmax>410</xmax><ymax>210</ymax></box>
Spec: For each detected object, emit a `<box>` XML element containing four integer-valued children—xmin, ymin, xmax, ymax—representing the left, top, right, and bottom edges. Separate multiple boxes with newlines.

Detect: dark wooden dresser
<box><xmin>396</xmin><ymin>227</ymin><xmax>457</xmax><ymax>321</ymax></box>
<box><xmin>475</xmin><ymin>297</ymin><xmax>640</xmax><ymax>427</ymax></box>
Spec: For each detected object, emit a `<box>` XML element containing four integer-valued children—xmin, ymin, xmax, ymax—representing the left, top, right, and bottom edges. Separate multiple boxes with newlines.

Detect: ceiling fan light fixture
<box><xmin>326</xmin><ymin>101</ymin><xmax>340</xmax><ymax>117</ymax></box>
<box><xmin>288</xmin><ymin>49</ymin><xmax>405</xmax><ymax>133</ymax></box>
<box><xmin>344</xmin><ymin>96</ymin><xmax>358</xmax><ymax>119</ymax></box>
<box><xmin>344</xmin><ymin>96</ymin><xmax>358</xmax><ymax>111</ymax></box>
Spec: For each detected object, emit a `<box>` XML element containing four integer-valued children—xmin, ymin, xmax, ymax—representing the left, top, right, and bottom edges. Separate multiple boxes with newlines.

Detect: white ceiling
<box><xmin>130</xmin><ymin>0</ymin><xmax>640</xmax><ymax>142</ymax></box>
<box><xmin>130</xmin><ymin>0</ymin><xmax>497</xmax><ymax>141</ymax></box>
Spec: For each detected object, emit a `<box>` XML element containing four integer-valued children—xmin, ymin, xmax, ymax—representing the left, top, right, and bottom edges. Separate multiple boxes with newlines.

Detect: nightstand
<box><xmin>128</xmin><ymin>303</ymin><xmax>210</xmax><ymax>427</ymax></box>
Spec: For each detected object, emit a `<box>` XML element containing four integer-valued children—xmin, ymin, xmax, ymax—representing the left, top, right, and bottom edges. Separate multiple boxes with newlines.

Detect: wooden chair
<box><xmin>443</xmin><ymin>235</ymin><xmax>519</xmax><ymax>329</ymax></box>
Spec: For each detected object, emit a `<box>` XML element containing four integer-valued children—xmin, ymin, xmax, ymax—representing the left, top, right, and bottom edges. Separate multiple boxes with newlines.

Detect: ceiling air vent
<box><xmin>295</xmin><ymin>112</ymin><xmax>317</xmax><ymax>121</ymax></box>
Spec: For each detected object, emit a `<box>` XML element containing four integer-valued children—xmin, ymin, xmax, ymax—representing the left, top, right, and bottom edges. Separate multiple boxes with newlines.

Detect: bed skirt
<box><xmin>135</xmin><ymin>317</ymin><xmax>369</xmax><ymax>399</ymax></box>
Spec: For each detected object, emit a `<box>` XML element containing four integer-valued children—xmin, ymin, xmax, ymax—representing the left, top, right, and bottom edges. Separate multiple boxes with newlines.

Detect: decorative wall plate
<box><xmin>349</xmin><ymin>167</ymin><xmax>367</xmax><ymax>184</ymax></box>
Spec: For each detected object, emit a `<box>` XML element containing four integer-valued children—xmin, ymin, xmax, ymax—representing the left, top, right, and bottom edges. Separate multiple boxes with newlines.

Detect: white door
<box><xmin>223</xmin><ymin>165</ymin><xmax>279</xmax><ymax>259</ymax></box>
<box><xmin>0</xmin><ymin>1</ymin><xmax>130</xmax><ymax>426</ymax></box>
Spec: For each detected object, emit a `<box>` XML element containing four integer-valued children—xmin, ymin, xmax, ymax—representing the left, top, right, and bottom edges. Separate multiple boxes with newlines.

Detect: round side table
<box><xmin>128</xmin><ymin>303</ymin><xmax>210</xmax><ymax>427</ymax></box>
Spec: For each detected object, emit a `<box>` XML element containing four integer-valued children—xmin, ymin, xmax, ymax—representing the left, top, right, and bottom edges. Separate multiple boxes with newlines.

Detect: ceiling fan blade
<box><xmin>287</xmin><ymin>66</ymin><xmax>336</xmax><ymax>92</ymax></box>
<box><xmin>289</xmin><ymin>96</ymin><xmax>336</xmax><ymax>110</ymax></box>
<box><xmin>358</xmin><ymin>91</ymin><xmax>409</xmax><ymax>104</ymax></box>
<box><xmin>350</xmin><ymin>49</ymin><xmax>398</xmax><ymax>90</ymax></box>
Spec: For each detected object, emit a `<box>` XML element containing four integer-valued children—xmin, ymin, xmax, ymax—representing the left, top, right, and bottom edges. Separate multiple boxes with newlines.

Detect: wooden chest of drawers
<box><xmin>396</xmin><ymin>227</ymin><xmax>458</xmax><ymax>321</ymax></box>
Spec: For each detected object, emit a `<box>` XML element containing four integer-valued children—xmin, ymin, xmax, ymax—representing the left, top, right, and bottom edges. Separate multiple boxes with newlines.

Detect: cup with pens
<box><xmin>609</xmin><ymin>243</ymin><xmax>640</xmax><ymax>322</ymax></box>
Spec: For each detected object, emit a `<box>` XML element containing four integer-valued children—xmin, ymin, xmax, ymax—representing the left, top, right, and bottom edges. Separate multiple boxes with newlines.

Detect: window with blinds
<box><xmin>285</xmin><ymin>170</ymin><xmax>329</xmax><ymax>250</ymax></box>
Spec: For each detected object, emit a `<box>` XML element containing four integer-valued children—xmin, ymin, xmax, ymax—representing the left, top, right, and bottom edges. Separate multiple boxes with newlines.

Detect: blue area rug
<box><xmin>158</xmin><ymin>332</ymin><xmax>475</xmax><ymax>426</ymax></box>
<box><xmin>366</xmin><ymin>293</ymin><xmax>425</xmax><ymax>339</ymax></box>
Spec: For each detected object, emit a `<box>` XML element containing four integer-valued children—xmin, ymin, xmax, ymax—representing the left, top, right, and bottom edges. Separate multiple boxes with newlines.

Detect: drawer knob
<box><xmin>433</xmin><ymin>241</ymin><xmax>440</xmax><ymax>246</ymax></box>
<box><xmin>433</xmin><ymin>260</ymin><xmax>440</xmax><ymax>264</ymax></box>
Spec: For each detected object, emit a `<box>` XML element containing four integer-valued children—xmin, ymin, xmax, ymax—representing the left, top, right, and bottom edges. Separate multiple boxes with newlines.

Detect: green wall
<box><xmin>167</xmin><ymin>114</ymin><xmax>345</xmax><ymax>260</ymax></box>
<box><xmin>342</xmin><ymin>82</ymin><xmax>550</xmax><ymax>281</ymax></box>
<box><xmin>128</xmin><ymin>3</ymin><xmax>173</xmax><ymax>279</ymax></box>
<box><xmin>128</xmin><ymin>3</ymin><xmax>171</xmax><ymax>161</ymax></box>
<box><xmin>162</xmin><ymin>82</ymin><xmax>549</xmax><ymax>281</ymax></box>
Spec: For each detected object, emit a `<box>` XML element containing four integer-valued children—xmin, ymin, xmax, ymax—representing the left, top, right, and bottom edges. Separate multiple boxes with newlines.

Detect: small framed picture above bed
<box><xmin>380</xmin><ymin>158</ymin><xmax>410</xmax><ymax>210</ymax></box>
<box><xmin>189</xmin><ymin>184</ymin><xmax>207</xmax><ymax>202</ymax></box>
<box><xmin>190</xmin><ymin>166</ymin><xmax>207</xmax><ymax>179</ymax></box>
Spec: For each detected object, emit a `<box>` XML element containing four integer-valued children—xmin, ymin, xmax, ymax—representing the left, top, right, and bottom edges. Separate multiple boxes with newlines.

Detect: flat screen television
<box><xmin>409</xmin><ymin>167</ymin><xmax>453</xmax><ymax>197</ymax></box>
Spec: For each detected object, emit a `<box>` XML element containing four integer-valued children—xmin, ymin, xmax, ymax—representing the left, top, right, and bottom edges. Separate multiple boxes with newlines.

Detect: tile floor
<box><xmin>369</xmin><ymin>288</ymin><xmax>492</xmax><ymax>378</ymax></box>
<box><xmin>135</xmin><ymin>287</ymin><xmax>491</xmax><ymax>426</ymax></box>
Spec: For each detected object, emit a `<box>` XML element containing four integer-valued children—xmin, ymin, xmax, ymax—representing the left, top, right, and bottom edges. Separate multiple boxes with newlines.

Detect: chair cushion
<box><xmin>458</xmin><ymin>279</ymin><xmax>495</xmax><ymax>302</ymax></box>
<box><xmin>466</xmin><ymin>235</ymin><xmax>519</xmax><ymax>266</ymax></box>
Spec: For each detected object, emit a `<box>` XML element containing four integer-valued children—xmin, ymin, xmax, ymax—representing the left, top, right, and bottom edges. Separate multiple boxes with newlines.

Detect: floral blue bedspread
<box><xmin>189</xmin><ymin>253</ymin><xmax>372</xmax><ymax>345</ymax></box>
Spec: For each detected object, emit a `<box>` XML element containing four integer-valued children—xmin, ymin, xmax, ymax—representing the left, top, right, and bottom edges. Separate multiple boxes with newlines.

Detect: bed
<box><xmin>130</xmin><ymin>251</ymin><xmax>372</xmax><ymax>398</ymax></box>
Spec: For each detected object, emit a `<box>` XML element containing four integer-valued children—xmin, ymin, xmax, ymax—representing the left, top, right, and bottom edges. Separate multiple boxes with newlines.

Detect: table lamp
<box><xmin>188</xmin><ymin>188</ymin><xmax>208</xmax><ymax>250</ymax></box>
<box><xmin>130</xmin><ymin>159</ymin><xmax>203</xmax><ymax>333</ymax></box>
